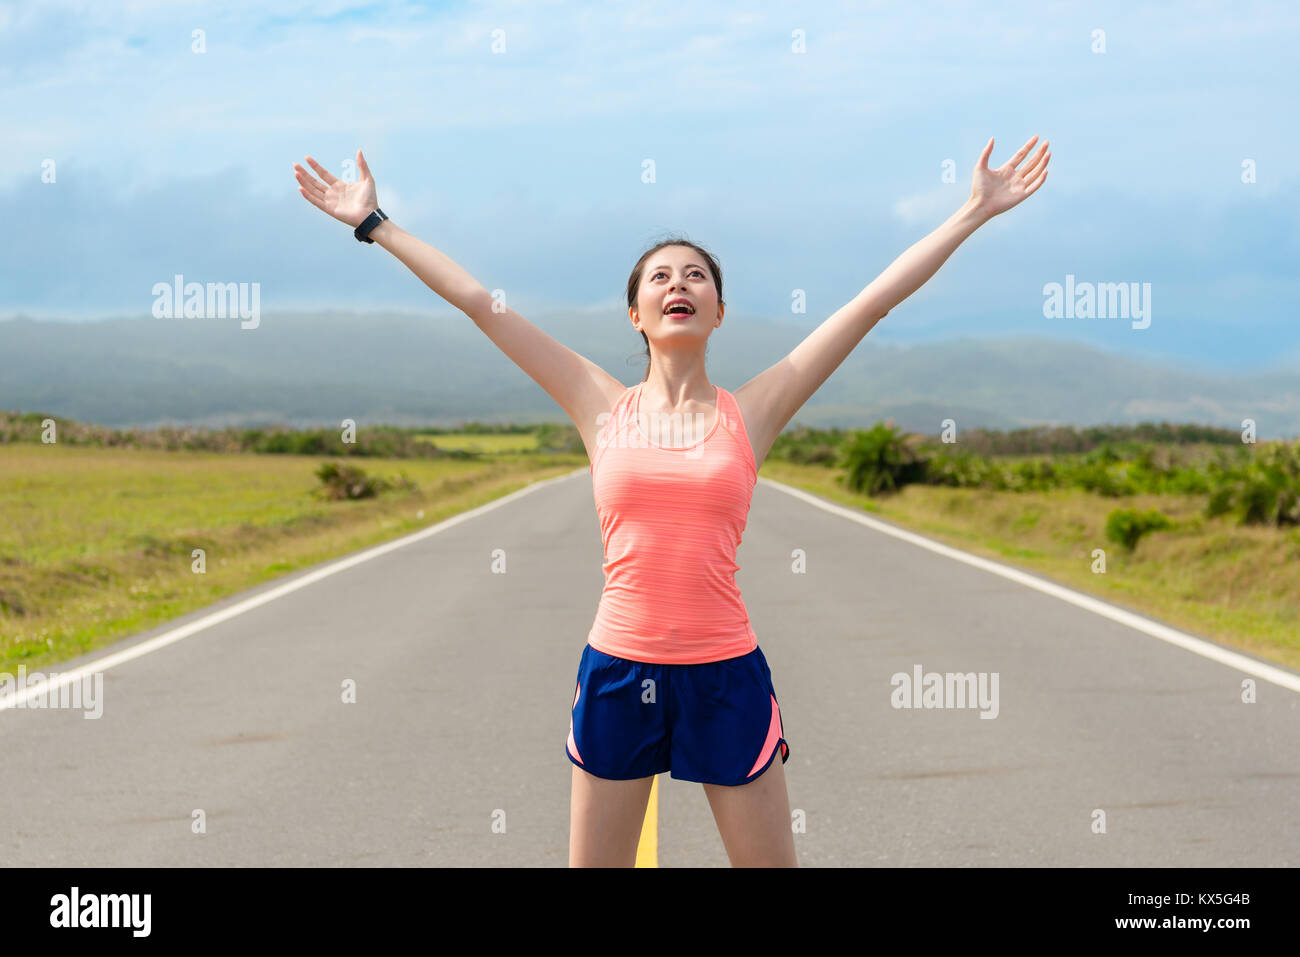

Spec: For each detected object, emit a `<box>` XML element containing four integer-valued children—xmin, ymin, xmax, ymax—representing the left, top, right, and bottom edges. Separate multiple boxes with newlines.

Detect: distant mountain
<box><xmin>1</xmin><ymin>310</ymin><xmax>1296</xmax><ymax>437</ymax></box>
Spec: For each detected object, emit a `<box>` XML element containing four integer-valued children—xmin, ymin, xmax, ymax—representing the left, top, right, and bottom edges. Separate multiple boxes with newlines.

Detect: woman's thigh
<box><xmin>702</xmin><ymin>754</ymin><xmax>797</xmax><ymax>867</ymax></box>
<box><xmin>569</xmin><ymin>765</ymin><xmax>655</xmax><ymax>867</ymax></box>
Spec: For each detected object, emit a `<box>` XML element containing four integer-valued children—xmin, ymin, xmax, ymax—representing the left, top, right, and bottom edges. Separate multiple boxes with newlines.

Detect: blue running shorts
<box><xmin>565</xmin><ymin>642</ymin><xmax>790</xmax><ymax>786</ymax></box>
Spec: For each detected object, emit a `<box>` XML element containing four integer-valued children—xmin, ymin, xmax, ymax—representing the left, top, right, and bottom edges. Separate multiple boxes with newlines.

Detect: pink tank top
<box><xmin>587</xmin><ymin>381</ymin><xmax>759</xmax><ymax>664</ymax></box>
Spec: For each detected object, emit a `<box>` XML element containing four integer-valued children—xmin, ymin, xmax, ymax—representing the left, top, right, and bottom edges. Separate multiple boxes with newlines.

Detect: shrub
<box><xmin>1202</xmin><ymin>441</ymin><xmax>1300</xmax><ymax>526</ymax></box>
<box><xmin>313</xmin><ymin>462</ymin><xmax>411</xmax><ymax>500</ymax></box>
<box><xmin>841</xmin><ymin>424</ymin><xmax>927</xmax><ymax>495</ymax></box>
<box><xmin>923</xmin><ymin>450</ymin><xmax>998</xmax><ymax>488</ymax></box>
<box><xmin>1205</xmin><ymin>484</ymin><xmax>1235</xmax><ymax>518</ymax></box>
<box><xmin>1006</xmin><ymin>458</ymin><xmax>1058</xmax><ymax>492</ymax></box>
<box><xmin>1162</xmin><ymin>467</ymin><xmax>1212</xmax><ymax>495</ymax></box>
<box><xmin>1070</xmin><ymin>460</ymin><xmax>1135</xmax><ymax>497</ymax></box>
<box><xmin>1105</xmin><ymin>508</ymin><xmax>1174</xmax><ymax>551</ymax></box>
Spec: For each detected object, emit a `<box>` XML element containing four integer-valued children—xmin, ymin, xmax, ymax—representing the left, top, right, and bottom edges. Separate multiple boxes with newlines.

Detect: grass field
<box><xmin>761</xmin><ymin>460</ymin><xmax>1300</xmax><ymax>673</ymax></box>
<box><xmin>0</xmin><ymin>444</ymin><xmax>584</xmax><ymax>673</ymax></box>
<box><xmin>413</xmin><ymin>433</ymin><xmax>540</xmax><ymax>453</ymax></box>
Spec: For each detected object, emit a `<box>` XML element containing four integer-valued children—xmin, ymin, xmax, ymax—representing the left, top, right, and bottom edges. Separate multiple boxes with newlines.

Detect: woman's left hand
<box><xmin>970</xmin><ymin>135</ymin><xmax>1050</xmax><ymax>219</ymax></box>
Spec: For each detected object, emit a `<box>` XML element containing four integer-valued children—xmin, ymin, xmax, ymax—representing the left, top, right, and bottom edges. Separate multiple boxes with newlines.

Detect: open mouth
<box><xmin>664</xmin><ymin>302</ymin><xmax>695</xmax><ymax>316</ymax></box>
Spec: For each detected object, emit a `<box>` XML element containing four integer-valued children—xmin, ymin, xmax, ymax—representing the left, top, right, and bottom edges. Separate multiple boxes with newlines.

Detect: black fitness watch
<box><xmin>354</xmin><ymin>208</ymin><xmax>389</xmax><ymax>243</ymax></box>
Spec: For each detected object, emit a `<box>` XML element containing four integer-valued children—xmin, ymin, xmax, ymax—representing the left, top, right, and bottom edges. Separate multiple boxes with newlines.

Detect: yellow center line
<box><xmin>634</xmin><ymin>774</ymin><xmax>659</xmax><ymax>867</ymax></box>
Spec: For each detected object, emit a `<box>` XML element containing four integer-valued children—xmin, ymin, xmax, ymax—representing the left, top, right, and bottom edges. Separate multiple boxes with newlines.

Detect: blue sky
<box><xmin>2</xmin><ymin>0</ymin><xmax>1297</xmax><ymax>371</ymax></box>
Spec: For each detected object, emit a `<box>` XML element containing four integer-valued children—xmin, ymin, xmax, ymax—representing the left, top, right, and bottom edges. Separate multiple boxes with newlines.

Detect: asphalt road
<box><xmin>4</xmin><ymin>468</ymin><xmax>1297</xmax><ymax>866</ymax></box>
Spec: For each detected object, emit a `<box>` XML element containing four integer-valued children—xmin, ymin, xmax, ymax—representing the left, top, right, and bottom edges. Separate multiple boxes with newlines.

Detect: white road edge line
<box><xmin>762</xmin><ymin>477</ymin><xmax>1300</xmax><ymax>694</ymax></box>
<box><xmin>0</xmin><ymin>468</ymin><xmax>589</xmax><ymax>712</ymax></box>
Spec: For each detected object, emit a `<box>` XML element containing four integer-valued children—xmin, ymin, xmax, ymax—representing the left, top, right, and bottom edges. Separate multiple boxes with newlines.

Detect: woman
<box><xmin>293</xmin><ymin>135</ymin><xmax>1049</xmax><ymax>867</ymax></box>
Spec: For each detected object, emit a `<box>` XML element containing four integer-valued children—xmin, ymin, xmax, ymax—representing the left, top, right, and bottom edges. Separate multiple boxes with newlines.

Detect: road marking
<box><xmin>763</xmin><ymin>477</ymin><xmax>1300</xmax><ymax>694</ymax></box>
<box><xmin>636</xmin><ymin>775</ymin><xmax>659</xmax><ymax>867</ymax></box>
<box><xmin>0</xmin><ymin>469</ymin><xmax>588</xmax><ymax>712</ymax></box>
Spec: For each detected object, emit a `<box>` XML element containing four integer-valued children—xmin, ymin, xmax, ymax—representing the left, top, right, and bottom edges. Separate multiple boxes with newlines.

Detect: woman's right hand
<box><xmin>293</xmin><ymin>149</ymin><xmax>380</xmax><ymax>228</ymax></box>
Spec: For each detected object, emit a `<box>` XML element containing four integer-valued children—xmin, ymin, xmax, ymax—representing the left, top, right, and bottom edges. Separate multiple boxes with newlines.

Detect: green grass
<box><xmin>0</xmin><ymin>444</ymin><xmax>584</xmax><ymax>672</ymax></box>
<box><xmin>413</xmin><ymin>432</ymin><xmax>540</xmax><ymax>453</ymax></box>
<box><xmin>760</xmin><ymin>460</ymin><xmax>1300</xmax><ymax>673</ymax></box>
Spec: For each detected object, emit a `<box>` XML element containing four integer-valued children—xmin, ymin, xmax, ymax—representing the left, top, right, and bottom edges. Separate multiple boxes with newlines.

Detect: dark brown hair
<box><xmin>625</xmin><ymin>234</ymin><xmax>724</xmax><ymax>382</ymax></box>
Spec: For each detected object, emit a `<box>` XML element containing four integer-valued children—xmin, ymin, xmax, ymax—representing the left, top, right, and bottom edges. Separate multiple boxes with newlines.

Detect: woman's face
<box><xmin>631</xmin><ymin>245</ymin><xmax>722</xmax><ymax>345</ymax></box>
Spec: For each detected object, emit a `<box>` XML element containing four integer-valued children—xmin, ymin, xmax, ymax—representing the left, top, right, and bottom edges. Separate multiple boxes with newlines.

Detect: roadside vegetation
<box><xmin>764</xmin><ymin>422</ymin><xmax>1300</xmax><ymax>671</ymax></box>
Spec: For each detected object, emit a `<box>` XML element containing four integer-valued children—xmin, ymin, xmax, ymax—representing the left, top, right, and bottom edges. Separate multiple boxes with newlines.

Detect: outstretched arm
<box><xmin>736</xmin><ymin>134</ymin><xmax>1050</xmax><ymax>467</ymax></box>
<box><xmin>293</xmin><ymin>150</ymin><xmax>625</xmax><ymax>456</ymax></box>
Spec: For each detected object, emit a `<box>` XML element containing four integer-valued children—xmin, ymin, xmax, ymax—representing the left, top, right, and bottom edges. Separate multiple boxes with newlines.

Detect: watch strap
<box><xmin>354</xmin><ymin>208</ymin><xmax>389</xmax><ymax>243</ymax></box>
